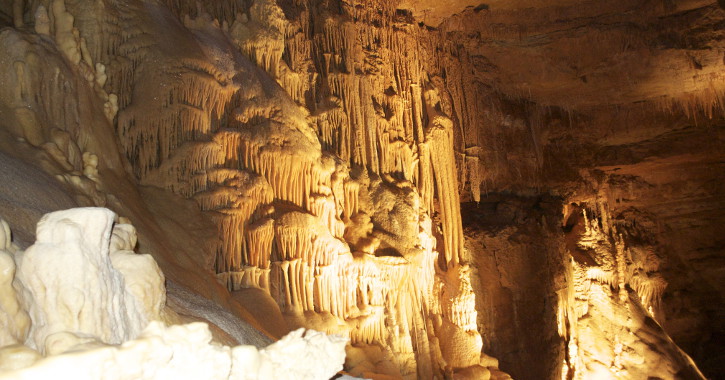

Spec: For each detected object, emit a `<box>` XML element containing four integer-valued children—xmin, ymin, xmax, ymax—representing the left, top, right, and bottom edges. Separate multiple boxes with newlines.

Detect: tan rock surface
<box><xmin>0</xmin><ymin>0</ymin><xmax>722</xmax><ymax>378</ymax></box>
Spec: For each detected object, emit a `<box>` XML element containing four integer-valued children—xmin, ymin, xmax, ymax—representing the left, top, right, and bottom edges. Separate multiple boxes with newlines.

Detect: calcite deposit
<box><xmin>0</xmin><ymin>0</ymin><xmax>722</xmax><ymax>379</ymax></box>
<box><xmin>0</xmin><ymin>208</ymin><xmax>347</xmax><ymax>380</ymax></box>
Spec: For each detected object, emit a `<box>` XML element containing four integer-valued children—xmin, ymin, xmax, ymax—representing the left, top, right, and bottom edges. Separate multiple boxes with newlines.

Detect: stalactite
<box><xmin>95</xmin><ymin>2</ymin><xmax>514</xmax><ymax>376</ymax></box>
<box><xmin>424</xmin><ymin>88</ymin><xmax>464</xmax><ymax>266</ymax></box>
<box><xmin>309</xmin><ymin>194</ymin><xmax>346</xmax><ymax>238</ymax></box>
<box><xmin>465</xmin><ymin>146</ymin><xmax>483</xmax><ymax>202</ymax></box>
<box><xmin>629</xmin><ymin>271</ymin><xmax>667</xmax><ymax>312</ymax></box>
<box><xmin>273</xmin><ymin>212</ymin><xmax>348</xmax><ymax>267</ymax></box>
<box><xmin>389</xmin><ymin>140</ymin><xmax>417</xmax><ymax>181</ymax></box>
<box><xmin>614</xmin><ymin>234</ymin><xmax>629</xmax><ymax>302</ymax></box>
<box><xmin>417</xmin><ymin>142</ymin><xmax>435</xmax><ymax>215</ymax></box>
<box><xmin>118</xmin><ymin>68</ymin><xmax>238</xmax><ymax>179</ymax></box>
<box><xmin>246</xmin><ymin>217</ymin><xmax>275</xmax><ymax>269</ymax></box>
<box><xmin>343</xmin><ymin>180</ymin><xmax>360</xmax><ymax>220</ymax></box>
<box><xmin>437</xmin><ymin>264</ymin><xmax>478</xmax><ymax>331</ymax></box>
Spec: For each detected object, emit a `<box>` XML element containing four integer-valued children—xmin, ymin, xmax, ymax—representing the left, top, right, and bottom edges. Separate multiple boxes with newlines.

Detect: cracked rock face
<box><xmin>0</xmin><ymin>0</ymin><xmax>723</xmax><ymax>378</ymax></box>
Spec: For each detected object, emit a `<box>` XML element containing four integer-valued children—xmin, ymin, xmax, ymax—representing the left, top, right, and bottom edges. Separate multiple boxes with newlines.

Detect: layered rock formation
<box><xmin>0</xmin><ymin>0</ymin><xmax>722</xmax><ymax>378</ymax></box>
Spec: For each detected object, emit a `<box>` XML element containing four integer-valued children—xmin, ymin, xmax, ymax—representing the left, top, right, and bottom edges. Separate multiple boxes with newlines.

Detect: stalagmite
<box><xmin>109</xmin><ymin>223</ymin><xmax>166</xmax><ymax>335</ymax></box>
<box><xmin>0</xmin><ymin>221</ymin><xmax>29</xmax><ymax>347</ymax></box>
<box><xmin>13</xmin><ymin>208</ymin><xmax>161</xmax><ymax>354</ymax></box>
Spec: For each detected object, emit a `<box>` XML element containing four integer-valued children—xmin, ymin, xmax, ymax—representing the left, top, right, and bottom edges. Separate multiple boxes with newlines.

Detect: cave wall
<box><xmin>462</xmin><ymin>196</ymin><xmax>567</xmax><ymax>379</ymax></box>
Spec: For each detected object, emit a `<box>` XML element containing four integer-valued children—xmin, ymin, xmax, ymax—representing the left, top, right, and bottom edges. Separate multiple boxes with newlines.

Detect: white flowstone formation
<box><xmin>13</xmin><ymin>208</ymin><xmax>147</xmax><ymax>354</ymax></box>
<box><xmin>0</xmin><ymin>219</ymin><xmax>30</xmax><ymax>348</ymax></box>
<box><xmin>0</xmin><ymin>322</ymin><xmax>347</xmax><ymax>380</ymax></box>
<box><xmin>0</xmin><ymin>208</ymin><xmax>347</xmax><ymax>379</ymax></box>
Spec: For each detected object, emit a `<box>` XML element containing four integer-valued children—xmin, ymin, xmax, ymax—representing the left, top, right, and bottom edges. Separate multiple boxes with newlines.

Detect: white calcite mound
<box><xmin>0</xmin><ymin>322</ymin><xmax>347</xmax><ymax>380</ymax></box>
<box><xmin>0</xmin><ymin>208</ymin><xmax>347</xmax><ymax>379</ymax></box>
<box><xmin>13</xmin><ymin>207</ymin><xmax>150</xmax><ymax>354</ymax></box>
<box><xmin>0</xmin><ymin>219</ymin><xmax>30</xmax><ymax>348</ymax></box>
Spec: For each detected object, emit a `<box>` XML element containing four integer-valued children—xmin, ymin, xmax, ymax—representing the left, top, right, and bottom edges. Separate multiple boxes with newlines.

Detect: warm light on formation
<box><xmin>0</xmin><ymin>0</ymin><xmax>722</xmax><ymax>378</ymax></box>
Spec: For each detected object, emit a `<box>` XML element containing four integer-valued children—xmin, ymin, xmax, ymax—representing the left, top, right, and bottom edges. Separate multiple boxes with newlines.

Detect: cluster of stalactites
<box><xmin>188</xmin><ymin>168</ymin><xmax>273</xmax><ymax>274</ymax></box>
<box><xmin>216</xmin><ymin>216</ymin><xmax>276</xmax><ymax>291</ymax></box>
<box><xmin>309</xmin><ymin>194</ymin><xmax>346</xmax><ymax>239</ymax></box>
<box><xmin>574</xmin><ymin>205</ymin><xmax>668</xmax><ymax>318</ymax></box>
<box><xmin>434</xmin><ymin>264</ymin><xmax>478</xmax><ymax>332</ymax></box>
<box><xmin>112</xmin><ymin>43</ymin><xmax>343</xmax><ymax>294</ymax></box>
<box><xmin>224</xmin><ymin>199</ymin><xmax>443</xmax><ymax>348</ymax></box>
<box><xmin>237</xmin><ymin>132</ymin><xmax>316</xmax><ymax>210</ymax></box>
<box><xmin>229</xmin><ymin>0</ymin><xmax>287</xmax><ymax>78</ymax></box>
<box><xmin>270</xmin><ymin>211</ymin><xmax>355</xmax><ymax>316</ymax></box>
<box><xmin>268</xmin><ymin>232</ymin><xmax>439</xmax><ymax>348</ymax></box>
<box><xmin>290</xmin><ymin>23</ymin><xmax>463</xmax><ymax>269</ymax></box>
<box><xmin>118</xmin><ymin>66</ymin><xmax>238</xmax><ymax>179</ymax></box>
<box><xmin>229</xmin><ymin>8</ymin><xmax>481</xmax><ymax>372</ymax></box>
<box><xmin>307</xmin><ymin>154</ymin><xmax>348</xmax><ymax>238</ymax></box>
<box><xmin>316</xmin><ymin>72</ymin><xmax>423</xmax><ymax>180</ymax></box>
<box><xmin>555</xmin><ymin>201</ymin><xmax>707</xmax><ymax>380</ymax></box>
<box><xmin>109</xmin><ymin>3</ymin><xmax>487</xmax><ymax>376</ymax></box>
<box><xmin>654</xmin><ymin>76</ymin><xmax>725</xmax><ymax>121</ymax></box>
<box><xmin>228</xmin><ymin>0</ymin><xmax>472</xmax><ymax>283</ymax></box>
<box><xmin>223</xmin><ymin>0</ymin><xmax>320</xmax><ymax>107</ymax></box>
<box><xmin>163</xmin><ymin>0</ymin><xmax>244</xmax><ymax>26</ymax></box>
<box><xmin>293</xmin><ymin>10</ymin><xmax>428</xmax><ymax>183</ymax></box>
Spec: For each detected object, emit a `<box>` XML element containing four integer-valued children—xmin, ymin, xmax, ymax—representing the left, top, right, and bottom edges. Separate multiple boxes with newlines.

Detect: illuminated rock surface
<box><xmin>0</xmin><ymin>208</ymin><xmax>347</xmax><ymax>380</ymax></box>
<box><xmin>0</xmin><ymin>0</ymin><xmax>722</xmax><ymax>379</ymax></box>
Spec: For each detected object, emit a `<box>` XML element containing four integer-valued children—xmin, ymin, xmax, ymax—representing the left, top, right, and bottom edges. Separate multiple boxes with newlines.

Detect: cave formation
<box><xmin>0</xmin><ymin>0</ymin><xmax>723</xmax><ymax>379</ymax></box>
